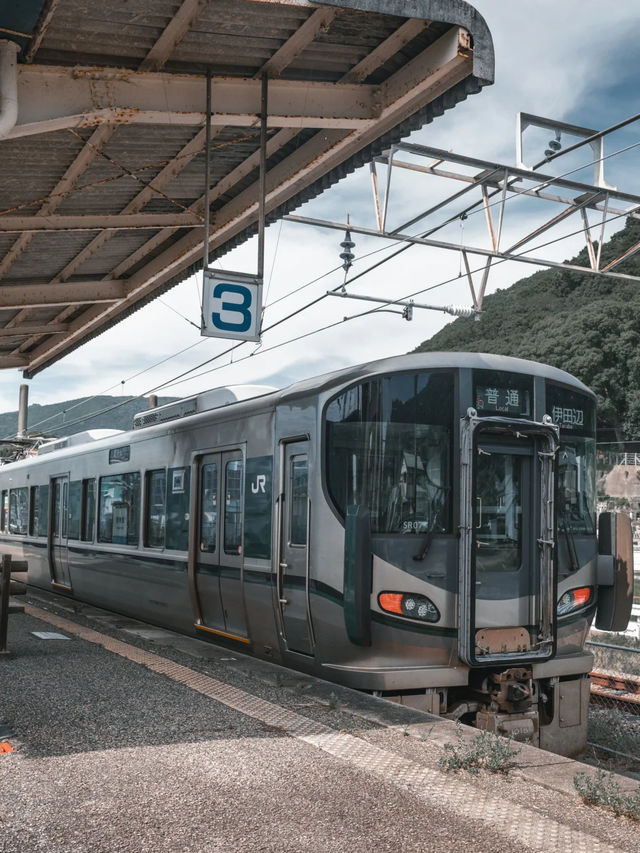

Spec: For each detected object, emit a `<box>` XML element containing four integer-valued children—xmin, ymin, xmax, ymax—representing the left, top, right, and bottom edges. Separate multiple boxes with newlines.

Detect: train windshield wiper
<box><xmin>413</xmin><ymin>512</ymin><xmax>440</xmax><ymax>562</ymax></box>
<box><xmin>560</xmin><ymin>508</ymin><xmax>579</xmax><ymax>572</ymax></box>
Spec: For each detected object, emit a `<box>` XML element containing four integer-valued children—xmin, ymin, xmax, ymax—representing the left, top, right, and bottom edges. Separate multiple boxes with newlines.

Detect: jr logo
<box><xmin>251</xmin><ymin>474</ymin><xmax>267</xmax><ymax>494</ymax></box>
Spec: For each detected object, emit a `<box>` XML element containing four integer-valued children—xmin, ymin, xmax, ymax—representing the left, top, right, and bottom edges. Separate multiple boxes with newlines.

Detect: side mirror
<box><xmin>596</xmin><ymin>511</ymin><xmax>633</xmax><ymax>632</ymax></box>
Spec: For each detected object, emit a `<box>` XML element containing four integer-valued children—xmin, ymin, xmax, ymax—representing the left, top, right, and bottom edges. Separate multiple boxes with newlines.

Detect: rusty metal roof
<box><xmin>0</xmin><ymin>0</ymin><xmax>493</xmax><ymax>377</ymax></box>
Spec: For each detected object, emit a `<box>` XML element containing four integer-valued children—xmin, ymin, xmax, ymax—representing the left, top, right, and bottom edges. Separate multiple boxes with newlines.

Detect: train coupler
<box><xmin>488</xmin><ymin>667</ymin><xmax>534</xmax><ymax>714</ymax></box>
<box><xmin>474</xmin><ymin>708</ymin><xmax>539</xmax><ymax>745</ymax></box>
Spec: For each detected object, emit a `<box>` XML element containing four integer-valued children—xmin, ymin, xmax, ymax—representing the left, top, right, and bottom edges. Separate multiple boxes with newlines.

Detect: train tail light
<box><xmin>557</xmin><ymin>586</ymin><xmax>593</xmax><ymax>616</ymax></box>
<box><xmin>378</xmin><ymin>592</ymin><xmax>440</xmax><ymax>623</ymax></box>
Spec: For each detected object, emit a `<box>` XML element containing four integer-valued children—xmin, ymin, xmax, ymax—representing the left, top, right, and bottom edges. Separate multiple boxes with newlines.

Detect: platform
<box><xmin>1</xmin><ymin>592</ymin><xmax>639</xmax><ymax>853</ymax></box>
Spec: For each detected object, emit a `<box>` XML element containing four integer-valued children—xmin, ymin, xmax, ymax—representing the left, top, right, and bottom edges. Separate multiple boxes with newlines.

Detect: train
<box><xmin>0</xmin><ymin>352</ymin><xmax>633</xmax><ymax>756</ymax></box>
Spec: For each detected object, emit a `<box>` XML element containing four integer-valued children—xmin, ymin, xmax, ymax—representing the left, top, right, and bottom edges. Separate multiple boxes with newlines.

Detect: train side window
<box><xmin>29</xmin><ymin>486</ymin><xmax>37</xmax><ymax>535</ymax></box>
<box><xmin>68</xmin><ymin>480</ymin><xmax>82</xmax><ymax>540</ymax></box>
<box><xmin>1</xmin><ymin>490</ymin><xmax>8</xmax><ymax>532</ymax></box>
<box><xmin>61</xmin><ymin>481</ymin><xmax>68</xmax><ymax>538</ymax></box>
<box><xmin>38</xmin><ymin>485</ymin><xmax>49</xmax><ymax>537</ymax></box>
<box><xmin>199</xmin><ymin>463</ymin><xmax>217</xmax><ymax>553</ymax></box>
<box><xmin>31</xmin><ymin>484</ymin><xmax>49</xmax><ymax>537</ymax></box>
<box><xmin>166</xmin><ymin>467</ymin><xmax>190</xmax><ymax>551</ymax></box>
<box><xmin>224</xmin><ymin>460</ymin><xmax>243</xmax><ymax>555</ymax></box>
<box><xmin>82</xmin><ymin>479</ymin><xmax>96</xmax><ymax>542</ymax></box>
<box><xmin>98</xmin><ymin>472</ymin><xmax>141</xmax><ymax>546</ymax></box>
<box><xmin>289</xmin><ymin>456</ymin><xmax>308</xmax><ymax>546</ymax></box>
<box><xmin>145</xmin><ymin>469</ymin><xmax>166</xmax><ymax>548</ymax></box>
<box><xmin>9</xmin><ymin>488</ymin><xmax>28</xmax><ymax>535</ymax></box>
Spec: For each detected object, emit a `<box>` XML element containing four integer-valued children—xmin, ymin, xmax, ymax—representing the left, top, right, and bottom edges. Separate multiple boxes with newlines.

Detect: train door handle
<box><xmin>279</xmin><ymin>598</ymin><xmax>288</xmax><ymax>605</ymax></box>
<box><xmin>279</xmin><ymin>561</ymin><xmax>288</xmax><ymax>569</ymax></box>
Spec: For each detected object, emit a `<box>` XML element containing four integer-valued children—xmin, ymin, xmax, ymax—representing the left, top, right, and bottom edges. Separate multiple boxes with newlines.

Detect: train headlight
<box><xmin>557</xmin><ymin>586</ymin><xmax>593</xmax><ymax>616</ymax></box>
<box><xmin>378</xmin><ymin>592</ymin><xmax>440</xmax><ymax>623</ymax></box>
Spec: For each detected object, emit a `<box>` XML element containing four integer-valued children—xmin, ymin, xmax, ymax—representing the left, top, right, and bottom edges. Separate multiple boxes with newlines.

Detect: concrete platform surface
<box><xmin>0</xmin><ymin>592</ymin><xmax>639</xmax><ymax>853</ymax></box>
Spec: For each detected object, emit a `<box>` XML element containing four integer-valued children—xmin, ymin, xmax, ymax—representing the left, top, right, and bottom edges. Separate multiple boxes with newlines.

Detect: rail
<box><xmin>590</xmin><ymin>669</ymin><xmax>640</xmax><ymax>714</ymax></box>
<box><xmin>587</xmin><ymin>640</ymin><xmax>640</xmax><ymax>654</ymax></box>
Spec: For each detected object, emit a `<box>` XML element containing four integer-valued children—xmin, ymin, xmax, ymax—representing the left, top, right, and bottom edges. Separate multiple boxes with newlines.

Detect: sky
<box><xmin>4</xmin><ymin>0</ymin><xmax>640</xmax><ymax>429</ymax></box>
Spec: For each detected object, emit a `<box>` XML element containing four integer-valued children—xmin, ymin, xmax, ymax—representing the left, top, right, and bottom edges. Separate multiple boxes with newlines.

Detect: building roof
<box><xmin>0</xmin><ymin>0</ymin><xmax>494</xmax><ymax>377</ymax></box>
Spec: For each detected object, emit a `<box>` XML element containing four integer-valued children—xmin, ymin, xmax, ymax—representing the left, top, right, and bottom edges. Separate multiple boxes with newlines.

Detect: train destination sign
<box><xmin>475</xmin><ymin>385</ymin><xmax>531</xmax><ymax>417</ymax></box>
<box><xmin>202</xmin><ymin>269</ymin><xmax>262</xmax><ymax>342</ymax></box>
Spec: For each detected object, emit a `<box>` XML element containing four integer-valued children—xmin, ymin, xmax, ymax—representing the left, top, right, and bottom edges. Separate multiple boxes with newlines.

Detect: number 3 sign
<box><xmin>202</xmin><ymin>269</ymin><xmax>262</xmax><ymax>342</ymax></box>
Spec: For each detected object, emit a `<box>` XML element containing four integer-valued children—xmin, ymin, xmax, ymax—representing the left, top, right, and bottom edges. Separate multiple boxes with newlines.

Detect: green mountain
<box><xmin>415</xmin><ymin>217</ymin><xmax>640</xmax><ymax>442</ymax></box>
<box><xmin>0</xmin><ymin>395</ymin><xmax>178</xmax><ymax>440</ymax></box>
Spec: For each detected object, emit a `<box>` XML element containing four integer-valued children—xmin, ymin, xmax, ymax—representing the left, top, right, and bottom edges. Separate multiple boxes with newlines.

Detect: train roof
<box><xmin>276</xmin><ymin>352</ymin><xmax>595</xmax><ymax>401</ymax></box>
<box><xmin>0</xmin><ymin>352</ymin><xmax>592</xmax><ymax>470</ymax></box>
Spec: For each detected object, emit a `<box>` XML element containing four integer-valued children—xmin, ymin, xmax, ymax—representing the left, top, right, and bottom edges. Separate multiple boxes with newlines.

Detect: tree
<box><xmin>415</xmin><ymin>217</ymin><xmax>640</xmax><ymax>440</ymax></box>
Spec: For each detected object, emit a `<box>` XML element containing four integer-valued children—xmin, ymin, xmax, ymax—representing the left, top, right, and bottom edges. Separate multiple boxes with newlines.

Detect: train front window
<box><xmin>325</xmin><ymin>371</ymin><xmax>453</xmax><ymax>534</ymax></box>
<box><xmin>475</xmin><ymin>451</ymin><xmax>523</xmax><ymax>573</ymax></box>
<box><xmin>547</xmin><ymin>383</ymin><xmax>596</xmax><ymax>535</ymax></box>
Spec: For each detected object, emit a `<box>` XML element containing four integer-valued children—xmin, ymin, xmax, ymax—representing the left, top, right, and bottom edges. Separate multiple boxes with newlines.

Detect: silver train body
<box><xmin>0</xmin><ymin>353</ymin><xmax>633</xmax><ymax>756</ymax></box>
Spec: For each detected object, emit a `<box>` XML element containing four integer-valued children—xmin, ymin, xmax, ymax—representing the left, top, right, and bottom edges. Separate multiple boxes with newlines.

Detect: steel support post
<box><xmin>202</xmin><ymin>68</ymin><xmax>212</xmax><ymax>276</ymax></box>
<box><xmin>257</xmin><ymin>73</ymin><xmax>268</xmax><ymax>281</ymax></box>
<box><xmin>0</xmin><ymin>554</ymin><xmax>11</xmax><ymax>654</ymax></box>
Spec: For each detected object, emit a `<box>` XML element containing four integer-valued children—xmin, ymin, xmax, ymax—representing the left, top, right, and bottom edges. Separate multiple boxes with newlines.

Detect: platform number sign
<box><xmin>202</xmin><ymin>269</ymin><xmax>262</xmax><ymax>342</ymax></box>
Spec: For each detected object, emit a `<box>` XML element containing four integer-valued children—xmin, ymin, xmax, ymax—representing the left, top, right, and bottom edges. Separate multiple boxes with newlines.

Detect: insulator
<box><xmin>340</xmin><ymin>227</ymin><xmax>355</xmax><ymax>272</ymax></box>
<box><xmin>402</xmin><ymin>304</ymin><xmax>413</xmax><ymax>321</ymax></box>
<box><xmin>548</xmin><ymin>138</ymin><xmax>561</xmax><ymax>152</ymax></box>
<box><xmin>445</xmin><ymin>305</ymin><xmax>476</xmax><ymax>317</ymax></box>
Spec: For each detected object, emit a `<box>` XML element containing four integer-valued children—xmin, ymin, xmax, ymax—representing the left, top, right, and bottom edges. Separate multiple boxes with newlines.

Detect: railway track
<box><xmin>590</xmin><ymin>670</ymin><xmax>640</xmax><ymax>714</ymax></box>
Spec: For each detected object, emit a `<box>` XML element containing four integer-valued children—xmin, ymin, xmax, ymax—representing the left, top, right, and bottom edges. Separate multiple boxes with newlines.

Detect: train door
<box><xmin>49</xmin><ymin>475</ymin><xmax>72</xmax><ymax>590</ymax></box>
<box><xmin>277</xmin><ymin>440</ymin><xmax>314</xmax><ymax>655</ymax></box>
<box><xmin>458</xmin><ymin>417</ymin><xmax>556</xmax><ymax>667</ymax></box>
<box><xmin>473</xmin><ymin>441</ymin><xmax>534</xmax><ymax>630</ymax></box>
<box><xmin>193</xmin><ymin>450</ymin><xmax>248</xmax><ymax>642</ymax></box>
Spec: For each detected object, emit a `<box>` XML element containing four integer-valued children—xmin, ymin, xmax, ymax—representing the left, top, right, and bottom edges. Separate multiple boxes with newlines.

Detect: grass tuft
<box><xmin>574</xmin><ymin>769</ymin><xmax>640</xmax><ymax>821</ymax></box>
<box><xmin>438</xmin><ymin>722</ymin><xmax>521</xmax><ymax>775</ymax></box>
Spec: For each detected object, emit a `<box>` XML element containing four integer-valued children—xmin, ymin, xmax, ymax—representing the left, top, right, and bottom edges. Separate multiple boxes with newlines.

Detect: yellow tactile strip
<box><xmin>25</xmin><ymin>604</ymin><xmax>626</xmax><ymax>853</ymax></box>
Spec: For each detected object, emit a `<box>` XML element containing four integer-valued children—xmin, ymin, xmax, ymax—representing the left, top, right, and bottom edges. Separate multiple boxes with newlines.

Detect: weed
<box><xmin>438</xmin><ymin>722</ymin><xmax>521</xmax><ymax>775</ymax></box>
<box><xmin>418</xmin><ymin>725</ymin><xmax>434</xmax><ymax>741</ymax></box>
<box><xmin>574</xmin><ymin>769</ymin><xmax>640</xmax><ymax>821</ymax></box>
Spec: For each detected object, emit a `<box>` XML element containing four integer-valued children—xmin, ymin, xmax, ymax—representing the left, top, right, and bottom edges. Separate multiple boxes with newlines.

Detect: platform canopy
<box><xmin>0</xmin><ymin>0</ymin><xmax>493</xmax><ymax>377</ymax></box>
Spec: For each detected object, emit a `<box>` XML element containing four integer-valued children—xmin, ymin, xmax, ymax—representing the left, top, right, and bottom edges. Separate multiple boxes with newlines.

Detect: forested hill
<box><xmin>0</xmin><ymin>395</ymin><xmax>178</xmax><ymax>440</ymax></box>
<box><xmin>415</xmin><ymin>217</ymin><xmax>640</xmax><ymax>442</ymax></box>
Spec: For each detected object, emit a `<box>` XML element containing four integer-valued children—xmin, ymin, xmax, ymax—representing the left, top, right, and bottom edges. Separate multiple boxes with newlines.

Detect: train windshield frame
<box><xmin>324</xmin><ymin>370</ymin><xmax>453</xmax><ymax>535</ymax></box>
<box><xmin>546</xmin><ymin>382</ymin><xmax>597</xmax><ymax>535</ymax></box>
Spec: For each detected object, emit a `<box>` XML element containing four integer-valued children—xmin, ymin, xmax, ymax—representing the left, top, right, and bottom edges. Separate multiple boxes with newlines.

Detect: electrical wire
<box><xmin>309</xmin><ymin>135</ymin><xmax>640</xmax><ymax>299</ymax></box>
<box><xmin>23</xmin><ymin>193</ymin><xmax>640</xmax><ymax>438</ymax></box>
<box><xmin>21</xmin><ymin>122</ymin><xmax>640</xmax><ymax>436</ymax></box>
<box><xmin>20</xmin><ymin>335</ymin><xmax>206</xmax><ymax>437</ymax></box>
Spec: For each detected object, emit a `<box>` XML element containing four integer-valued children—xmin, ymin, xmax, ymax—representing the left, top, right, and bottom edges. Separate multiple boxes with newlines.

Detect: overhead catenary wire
<box><xmin>20</xmin><ymin>121</ymin><xmax>640</xmax><ymax>437</ymax></box>
<box><xmin>17</xmin><ymin>334</ymin><xmax>207</xmax><ymax>437</ymax></box>
<box><xmin>14</xmin><ymin>261</ymin><xmax>351</xmax><ymax>437</ymax></box>
<box><xmin>23</xmin><ymin>194</ymin><xmax>639</xmax><ymax>438</ymax></box>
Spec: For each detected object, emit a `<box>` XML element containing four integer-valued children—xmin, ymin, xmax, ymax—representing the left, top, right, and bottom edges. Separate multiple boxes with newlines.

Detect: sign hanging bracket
<box><xmin>201</xmin><ymin>73</ymin><xmax>266</xmax><ymax>341</ymax></box>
